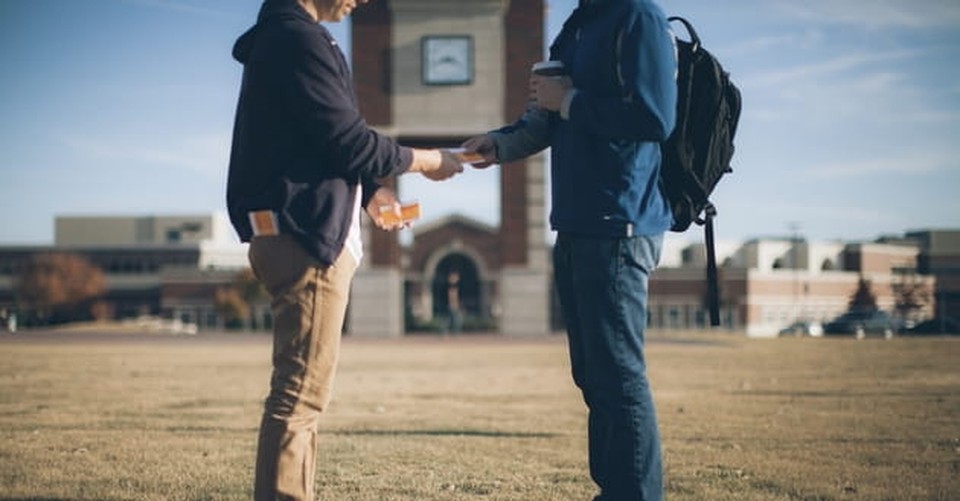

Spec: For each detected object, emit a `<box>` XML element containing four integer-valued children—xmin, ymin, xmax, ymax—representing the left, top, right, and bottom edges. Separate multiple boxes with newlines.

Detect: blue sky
<box><xmin>1</xmin><ymin>0</ymin><xmax>958</xmax><ymax>245</ymax></box>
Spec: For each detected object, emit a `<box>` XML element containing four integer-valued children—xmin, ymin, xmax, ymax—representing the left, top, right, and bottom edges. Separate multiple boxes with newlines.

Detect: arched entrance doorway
<box><xmin>431</xmin><ymin>253</ymin><xmax>484</xmax><ymax>332</ymax></box>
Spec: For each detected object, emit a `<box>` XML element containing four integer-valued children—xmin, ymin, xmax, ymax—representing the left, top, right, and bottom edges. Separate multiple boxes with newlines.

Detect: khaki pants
<box><xmin>248</xmin><ymin>235</ymin><xmax>357</xmax><ymax>501</ymax></box>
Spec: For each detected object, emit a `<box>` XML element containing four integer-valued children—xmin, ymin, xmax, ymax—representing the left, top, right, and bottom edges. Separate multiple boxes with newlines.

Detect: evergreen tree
<box><xmin>848</xmin><ymin>276</ymin><xmax>878</xmax><ymax>312</ymax></box>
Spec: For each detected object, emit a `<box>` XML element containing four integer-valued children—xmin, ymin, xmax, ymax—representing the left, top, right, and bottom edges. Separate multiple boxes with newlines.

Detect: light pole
<box><xmin>789</xmin><ymin>222</ymin><xmax>801</xmax><ymax>328</ymax></box>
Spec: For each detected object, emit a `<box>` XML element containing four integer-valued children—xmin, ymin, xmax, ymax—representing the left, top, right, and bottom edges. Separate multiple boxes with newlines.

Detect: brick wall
<box><xmin>500</xmin><ymin>0</ymin><xmax>544</xmax><ymax>266</ymax></box>
<box><xmin>352</xmin><ymin>1</ymin><xmax>392</xmax><ymax>126</ymax></box>
<box><xmin>408</xmin><ymin>218</ymin><xmax>500</xmax><ymax>274</ymax></box>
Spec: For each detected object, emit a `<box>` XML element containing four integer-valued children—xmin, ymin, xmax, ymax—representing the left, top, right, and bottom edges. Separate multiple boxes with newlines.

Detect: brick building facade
<box><xmin>0</xmin><ymin>214</ymin><xmax>955</xmax><ymax>336</ymax></box>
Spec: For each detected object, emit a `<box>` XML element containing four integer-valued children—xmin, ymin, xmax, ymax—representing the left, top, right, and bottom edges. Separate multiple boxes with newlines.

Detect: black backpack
<box><xmin>661</xmin><ymin>16</ymin><xmax>742</xmax><ymax>326</ymax></box>
<box><xmin>662</xmin><ymin>16</ymin><xmax>741</xmax><ymax>233</ymax></box>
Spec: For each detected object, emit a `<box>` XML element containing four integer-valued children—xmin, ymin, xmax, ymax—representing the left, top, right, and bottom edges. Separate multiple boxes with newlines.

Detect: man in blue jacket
<box><xmin>463</xmin><ymin>0</ymin><xmax>677</xmax><ymax>498</ymax></box>
<box><xmin>226</xmin><ymin>1</ymin><xmax>462</xmax><ymax>499</ymax></box>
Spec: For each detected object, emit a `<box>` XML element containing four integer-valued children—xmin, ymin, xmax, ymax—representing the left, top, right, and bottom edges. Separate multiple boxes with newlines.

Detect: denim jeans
<box><xmin>553</xmin><ymin>232</ymin><xmax>664</xmax><ymax>501</ymax></box>
<box><xmin>248</xmin><ymin>235</ymin><xmax>357</xmax><ymax>501</ymax></box>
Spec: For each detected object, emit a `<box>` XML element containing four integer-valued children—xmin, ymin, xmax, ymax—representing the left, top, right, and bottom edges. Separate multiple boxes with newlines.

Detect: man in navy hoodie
<box><xmin>463</xmin><ymin>0</ymin><xmax>677</xmax><ymax>499</ymax></box>
<box><xmin>227</xmin><ymin>1</ymin><xmax>462</xmax><ymax>499</ymax></box>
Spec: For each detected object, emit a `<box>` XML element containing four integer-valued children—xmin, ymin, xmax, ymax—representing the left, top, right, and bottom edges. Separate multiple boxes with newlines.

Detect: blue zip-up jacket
<box><xmin>226</xmin><ymin>0</ymin><xmax>412</xmax><ymax>265</ymax></box>
<box><xmin>494</xmin><ymin>0</ymin><xmax>677</xmax><ymax>237</ymax></box>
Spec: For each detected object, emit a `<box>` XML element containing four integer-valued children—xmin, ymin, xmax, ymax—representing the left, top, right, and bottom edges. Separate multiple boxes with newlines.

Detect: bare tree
<box><xmin>892</xmin><ymin>272</ymin><xmax>932</xmax><ymax>323</ymax></box>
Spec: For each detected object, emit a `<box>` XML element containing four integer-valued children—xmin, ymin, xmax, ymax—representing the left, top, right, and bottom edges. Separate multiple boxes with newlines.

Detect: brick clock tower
<box><xmin>347</xmin><ymin>0</ymin><xmax>550</xmax><ymax>336</ymax></box>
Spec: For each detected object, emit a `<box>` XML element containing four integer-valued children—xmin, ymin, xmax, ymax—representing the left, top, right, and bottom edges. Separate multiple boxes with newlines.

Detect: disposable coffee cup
<box><xmin>532</xmin><ymin>60</ymin><xmax>566</xmax><ymax>77</ymax></box>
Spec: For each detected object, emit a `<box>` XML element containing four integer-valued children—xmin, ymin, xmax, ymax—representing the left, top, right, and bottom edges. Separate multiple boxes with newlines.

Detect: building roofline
<box><xmin>411</xmin><ymin>213</ymin><xmax>498</xmax><ymax>236</ymax></box>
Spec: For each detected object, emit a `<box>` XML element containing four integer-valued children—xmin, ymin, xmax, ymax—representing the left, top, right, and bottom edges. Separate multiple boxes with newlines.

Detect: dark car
<box><xmin>903</xmin><ymin>317</ymin><xmax>960</xmax><ymax>336</ymax></box>
<box><xmin>823</xmin><ymin>310</ymin><xmax>899</xmax><ymax>338</ymax></box>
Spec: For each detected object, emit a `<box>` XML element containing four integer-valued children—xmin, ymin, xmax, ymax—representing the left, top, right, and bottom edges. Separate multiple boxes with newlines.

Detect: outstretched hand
<box><xmin>420</xmin><ymin>150</ymin><xmax>464</xmax><ymax>181</ymax></box>
<box><xmin>460</xmin><ymin>135</ymin><xmax>498</xmax><ymax>169</ymax></box>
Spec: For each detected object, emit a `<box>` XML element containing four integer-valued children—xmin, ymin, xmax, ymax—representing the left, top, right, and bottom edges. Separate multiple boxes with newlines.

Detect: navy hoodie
<box><xmin>226</xmin><ymin>0</ymin><xmax>413</xmax><ymax>265</ymax></box>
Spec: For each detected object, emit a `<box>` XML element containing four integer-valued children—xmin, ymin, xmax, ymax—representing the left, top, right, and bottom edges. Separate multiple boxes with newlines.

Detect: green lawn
<box><xmin>0</xmin><ymin>330</ymin><xmax>957</xmax><ymax>500</ymax></box>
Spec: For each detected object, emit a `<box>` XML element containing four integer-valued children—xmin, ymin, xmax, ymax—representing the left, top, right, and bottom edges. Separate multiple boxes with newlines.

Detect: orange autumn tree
<box><xmin>15</xmin><ymin>252</ymin><xmax>106</xmax><ymax>324</ymax></box>
<box><xmin>213</xmin><ymin>268</ymin><xmax>267</xmax><ymax>330</ymax></box>
<box><xmin>214</xmin><ymin>286</ymin><xmax>249</xmax><ymax>329</ymax></box>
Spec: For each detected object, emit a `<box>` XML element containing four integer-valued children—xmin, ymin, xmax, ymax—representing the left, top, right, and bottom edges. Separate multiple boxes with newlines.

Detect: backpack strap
<box><xmin>667</xmin><ymin>16</ymin><xmax>701</xmax><ymax>53</ymax></box>
<box><xmin>703</xmin><ymin>203</ymin><xmax>721</xmax><ymax>326</ymax></box>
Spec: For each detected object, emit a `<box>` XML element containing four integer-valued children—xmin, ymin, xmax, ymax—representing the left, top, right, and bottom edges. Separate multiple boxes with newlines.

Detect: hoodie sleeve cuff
<box><xmin>396</xmin><ymin>146</ymin><xmax>414</xmax><ymax>174</ymax></box>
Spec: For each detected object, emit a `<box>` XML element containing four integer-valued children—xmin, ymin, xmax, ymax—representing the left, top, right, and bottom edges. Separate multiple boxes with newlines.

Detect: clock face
<box><xmin>422</xmin><ymin>36</ymin><xmax>473</xmax><ymax>85</ymax></box>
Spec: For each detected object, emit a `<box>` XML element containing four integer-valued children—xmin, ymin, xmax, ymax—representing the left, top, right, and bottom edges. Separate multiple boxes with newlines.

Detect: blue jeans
<box><xmin>553</xmin><ymin>232</ymin><xmax>664</xmax><ymax>501</ymax></box>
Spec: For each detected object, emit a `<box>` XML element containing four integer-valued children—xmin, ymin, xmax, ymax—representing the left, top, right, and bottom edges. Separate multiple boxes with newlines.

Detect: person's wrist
<box><xmin>411</xmin><ymin>149</ymin><xmax>441</xmax><ymax>173</ymax></box>
<box><xmin>428</xmin><ymin>149</ymin><xmax>443</xmax><ymax>171</ymax></box>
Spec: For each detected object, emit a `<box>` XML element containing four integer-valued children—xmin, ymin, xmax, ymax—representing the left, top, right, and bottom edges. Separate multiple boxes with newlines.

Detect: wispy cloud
<box><xmin>796</xmin><ymin>205</ymin><xmax>890</xmax><ymax>226</ymax></box>
<box><xmin>121</xmin><ymin>0</ymin><xmax>230</xmax><ymax>18</ymax></box>
<box><xmin>805</xmin><ymin>154</ymin><xmax>953</xmax><ymax>180</ymax></box>
<box><xmin>742</xmin><ymin>52</ymin><xmax>956</xmax><ymax>127</ymax></box>
<box><xmin>775</xmin><ymin>0</ymin><xmax>960</xmax><ymax>30</ymax></box>
<box><xmin>745</xmin><ymin>49</ymin><xmax>918</xmax><ymax>90</ymax></box>
<box><xmin>59</xmin><ymin>131</ymin><xmax>230</xmax><ymax>178</ymax></box>
<box><xmin>901</xmin><ymin>109</ymin><xmax>960</xmax><ymax>124</ymax></box>
<box><xmin>722</xmin><ymin>197</ymin><xmax>904</xmax><ymax>233</ymax></box>
<box><xmin>723</xmin><ymin>30</ymin><xmax>825</xmax><ymax>57</ymax></box>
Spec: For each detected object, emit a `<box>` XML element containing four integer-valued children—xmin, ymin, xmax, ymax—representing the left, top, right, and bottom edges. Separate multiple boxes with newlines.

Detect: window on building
<box><xmin>695</xmin><ymin>309</ymin><xmax>706</xmax><ymax>328</ymax></box>
<box><xmin>668</xmin><ymin>306</ymin><xmax>680</xmax><ymax>329</ymax></box>
<box><xmin>723</xmin><ymin>309</ymin><xmax>736</xmax><ymax>329</ymax></box>
<box><xmin>763</xmin><ymin>307</ymin><xmax>775</xmax><ymax>324</ymax></box>
<box><xmin>650</xmin><ymin>305</ymin><xmax>663</xmax><ymax>328</ymax></box>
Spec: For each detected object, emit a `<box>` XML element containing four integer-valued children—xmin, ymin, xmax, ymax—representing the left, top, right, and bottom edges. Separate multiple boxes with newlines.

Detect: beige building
<box><xmin>908</xmin><ymin>230</ymin><xmax>960</xmax><ymax>325</ymax></box>
<box><xmin>0</xmin><ymin>214</ymin><xmax>249</xmax><ymax>329</ymax></box>
<box><xmin>0</xmin><ymin>214</ymin><xmax>954</xmax><ymax>336</ymax></box>
<box><xmin>650</xmin><ymin>236</ymin><xmax>941</xmax><ymax>337</ymax></box>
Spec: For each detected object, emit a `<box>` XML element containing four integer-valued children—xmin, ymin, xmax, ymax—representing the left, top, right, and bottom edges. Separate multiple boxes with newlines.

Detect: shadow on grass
<box><xmin>1</xmin><ymin>498</ymin><xmax>80</xmax><ymax>501</ymax></box>
<box><xmin>327</xmin><ymin>429</ymin><xmax>558</xmax><ymax>439</ymax></box>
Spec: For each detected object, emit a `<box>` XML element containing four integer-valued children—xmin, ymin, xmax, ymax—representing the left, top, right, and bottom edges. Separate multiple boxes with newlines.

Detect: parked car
<box><xmin>902</xmin><ymin>317</ymin><xmax>960</xmax><ymax>336</ymax></box>
<box><xmin>778</xmin><ymin>320</ymin><xmax>824</xmax><ymax>337</ymax></box>
<box><xmin>823</xmin><ymin>310</ymin><xmax>899</xmax><ymax>338</ymax></box>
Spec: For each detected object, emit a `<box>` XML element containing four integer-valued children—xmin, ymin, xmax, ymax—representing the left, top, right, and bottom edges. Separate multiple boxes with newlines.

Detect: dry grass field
<box><xmin>0</xmin><ymin>329</ymin><xmax>957</xmax><ymax>501</ymax></box>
